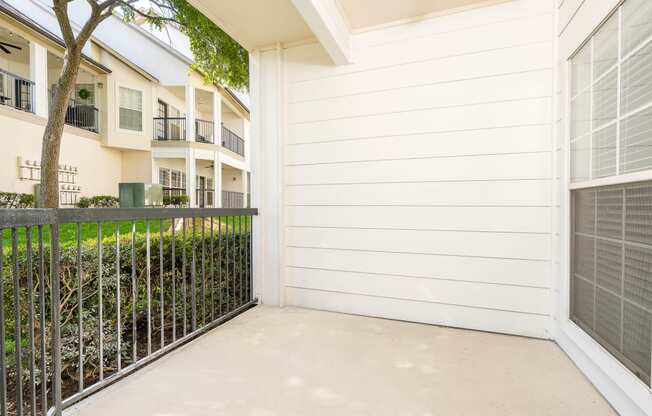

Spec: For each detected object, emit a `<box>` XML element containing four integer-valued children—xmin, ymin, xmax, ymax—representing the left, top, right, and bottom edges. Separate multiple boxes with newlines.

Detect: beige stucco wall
<box><xmin>154</xmin><ymin>158</ymin><xmax>186</xmax><ymax>177</ymax></box>
<box><xmin>222</xmin><ymin>105</ymin><xmax>244</xmax><ymax>137</ymax></box>
<box><xmin>0</xmin><ymin>106</ymin><xmax>123</xmax><ymax>197</ymax></box>
<box><xmin>121</xmin><ymin>150</ymin><xmax>152</xmax><ymax>183</ymax></box>
<box><xmin>155</xmin><ymin>85</ymin><xmax>185</xmax><ymax>117</ymax></box>
<box><xmin>221</xmin><ymin>165</ymin><xmax>243</xmax><ymax>192</ymax></box>
<box><xmin>100</xmin><ymin>50</ymin><xmax>154</xmax><ymax>151</ymax></box>
<box><xmin>154</xmin><ymin>158</ymin><xmax>217</xmax><ymax>182</ymax></box>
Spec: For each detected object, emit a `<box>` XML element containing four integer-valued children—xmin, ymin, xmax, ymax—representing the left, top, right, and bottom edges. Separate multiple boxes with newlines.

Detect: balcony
<box><xmin>64</xmin><ymin>97</ymin><xmax>99</xmax><ymax>133</ymax></box>
<box><xmin>195</xmin><ymin>119</ymin><xmax>214</xmax><ymax>144</ymax></box>
<box><xmin>0</xmin><ymin>208</ymin><xmax>616</xmax><ymax>416</ymax></box>
<box><xmin>0</xmin><ymin>69</ymin><xmax>34</xmax><ymax>113</ymax></box>
<box><xmin>48</xmin><ymin>91</ymin><xmax>100</xmax><ymax>134</ymax></box>
<box><xmin>221</xmin><ymin>125</ymin><xmax>245</xmax><ymax>156</ymax></box>
<box><xmin>153</xmin><ymin>117</ymin><xmax>187</xmax><ymax>141</ymax></box>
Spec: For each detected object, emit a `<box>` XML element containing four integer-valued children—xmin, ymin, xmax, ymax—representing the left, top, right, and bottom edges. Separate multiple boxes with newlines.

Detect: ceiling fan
<box><xmin>0</xmin><ymin>41</ymin><xmax>22</xmax><ymax>55</ymax></box>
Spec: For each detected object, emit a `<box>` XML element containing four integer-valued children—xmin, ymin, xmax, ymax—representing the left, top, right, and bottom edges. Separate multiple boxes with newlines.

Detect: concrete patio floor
<box><xmin>65</xmin><ymin>306</ymin><xmax>615</xmax><ymax>416</ymax></box>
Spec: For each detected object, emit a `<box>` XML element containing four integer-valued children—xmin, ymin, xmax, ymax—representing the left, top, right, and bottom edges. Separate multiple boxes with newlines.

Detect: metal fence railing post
<box><xmin>51</xmin><ymin>223</ymin><xmax>63</xmax><ymax>416</ymax></box>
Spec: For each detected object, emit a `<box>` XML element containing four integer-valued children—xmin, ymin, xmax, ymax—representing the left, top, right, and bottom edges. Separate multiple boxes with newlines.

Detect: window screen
<box><xmin>572</xmin><ymin>183</ymin><xmax>652</xmax><ymax>384</ymax></box>
<box><xmin>570</xmin><ymin>0</ymin><xmax>652</xmax><ymax>386</ymax></box>
<box><xmin>119</xmin><ymin>86</ymin><xmax>143</xmax><ymax>132</ymax></box>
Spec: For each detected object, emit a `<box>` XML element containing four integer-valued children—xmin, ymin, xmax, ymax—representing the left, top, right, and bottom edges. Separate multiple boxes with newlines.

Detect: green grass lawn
<box><xmin>1</xmin><ymin>216</ymin><xmax>251</xmax><ymax>251</ymax></box>
<box><xmin>1</xmin><ymin>220</ymin><xmax>169</xmax><ymax>251</ymax></box>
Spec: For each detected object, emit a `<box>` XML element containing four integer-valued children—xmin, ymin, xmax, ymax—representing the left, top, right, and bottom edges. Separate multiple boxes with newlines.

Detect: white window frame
<box><xmin>116</xmin><ymin>83</ymin><xmax>145</xmax><ymax>135</ymax></box>
<box><xmin>563</xmin><ymin>0</ymin><xmax>652</xmax><ymax>396</ymax></box>
<box><xmin>570</xmin><ymin>3</ymin><xmax>652</xmax><ymax>191</ymax></box>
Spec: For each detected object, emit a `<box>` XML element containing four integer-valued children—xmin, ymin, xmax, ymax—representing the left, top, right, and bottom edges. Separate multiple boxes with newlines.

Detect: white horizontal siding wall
<box><xmin>271</xmin><ymin>0</ymin><xmax>556</xmax><ymax>338</ymax></box>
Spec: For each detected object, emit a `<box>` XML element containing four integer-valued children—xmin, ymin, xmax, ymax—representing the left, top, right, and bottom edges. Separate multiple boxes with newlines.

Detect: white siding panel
<box><xmin>286</xmin><ymin>13</ymin><xmax>552</xmax><ymax>84</ymax></box>
<box><xmin>285</xmin><ymin>267</ymin><xmax>551</xmax><ymax>315</ymax></box>
<box><xmin>285</xmin><ymin>180</ymin><xmax>552</xmax><ymax>206</ymax></box>
<box><xmin>276</xmin><ymin>0</ymin><xmax>554</xmax><ymax>338</ymax></box>
<box><xmin>286</xmin><ymin>153</ymin><xmax>551</xmax><ymax>185</ymax></box>
<box><xmin>285</xmin><ymin>247</ymin><xmax>551</xmax><ymax>288</ymax></box>
<box><xmin>354</xmin><ymin>0</ymin><xmax>554</xmax><ymax>47</ymax></box>
<box><xmin>285</xmin><ymin>125</ymin><xmax>552</xmax><ymax>165</ymax></box>
<box><xmin>558</xmin><ymin>0</ymin><xmax>584</xmax><ymax>35</ymax></box>
<box><xmin>285</xmin><ymin>288</ymin><xmax>551</xmax><ymax>338</ymax></box>
<box><xmin>285</xmin><ymin>206</ymin><xmax>551</xmax><ymax>233</ymax></box>
<box><xmin>288</xmin><ymin>98</ymin><xmax>552</xmax><ymax>144</ymax></box>
<box><xmin>286</xmin><ymin>227</ymin><xmax>551</xmax><ymax>261</ymax></box>
<box><xmin>288</xmin><ymin>70</ymin><xmax>553</xmax><ymax>124</ymax></box>
<box><xmin>288</xmin><ymin>42</ymin><xmax>553</xmax><ymax>104</ymax></box>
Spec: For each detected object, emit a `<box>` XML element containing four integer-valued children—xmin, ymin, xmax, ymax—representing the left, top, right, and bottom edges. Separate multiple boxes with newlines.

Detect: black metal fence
<box><xmin>222</xmin><ymin>191</ymin><xmax>244</xmax><ymax>208</ymax></box>
<box><xmin>64</xmin><ymin>98</ymin><xmax>99</xmax><ymax>133</ymax></box>
<box><xmin>0</xmin><ymin>207</ymin><xmax>257</xmax><ymax>416</ymax></box>
<box><xmin>221</xmin><ymin>125</ymin><xmax>245</xmax><ymax>156</ymax></box>
<box><xmin>153</xmin><ymin>117</ymin><xmax>186</xmax><ymax>141</ymax></box>
<box><xmin>195</xmin><ymin>119</ymin><xmax>214</xmax><ymax>144</ymax></box>
<box><xmin>0</xmin><ymin>69</ymin><xmax>34</xmax><ymax>113</ymax></box>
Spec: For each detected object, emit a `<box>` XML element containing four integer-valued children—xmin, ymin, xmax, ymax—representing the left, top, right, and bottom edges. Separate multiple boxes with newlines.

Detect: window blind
<box><xmin>119</xmin><ymin>86</ymin><xmax>143</xmax><ymax>132</ymax></box>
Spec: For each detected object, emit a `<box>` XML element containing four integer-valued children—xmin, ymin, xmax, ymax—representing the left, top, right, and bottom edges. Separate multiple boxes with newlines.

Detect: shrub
<box><xmin>163</xmin><ymin>195</ymin><xmax>189</xmax><ymax>207</ymax></box>
<box><xmin>77</xmin><ymin>195</ymin><xmax>119</xmax><ymax>208</ymax></box>
<box><xmin>0</xmin><ymin>192</ymin><xmax>35</xmax><ymax>208</ymax></box>
<box><xmin>3</xmin><ymin>223</ymin><xmax>251</xmax><ymax>406</ymax></box>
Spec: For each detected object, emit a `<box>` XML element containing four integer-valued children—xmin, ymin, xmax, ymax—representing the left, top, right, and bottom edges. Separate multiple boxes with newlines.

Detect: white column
<box><xmin>241</xmin><ymin>169</ymin><xmax>248</xmax><ymax>208</ymax></box>
<box><xmin>185</xmin><ymin>148</ymin><xmax>196</xmax><ymax>207</ymax></box>
<box><xmin>29</xmin><ymin>42</ymin><xmax>48</xmax><ymax>117</ymax></box>
<box><xmin>213</xmin><ymin>90</ymin><xmax>222</xmax><ymax>145</ymax></box>
<box><xmin>250</xmin><ymin>48</ymin><xmax>284</xmax><ymax>306</ymax></box>
<box><xmin>185</xmin><ymin>80</ymin><xmax>195</xmax><ymax>142</ymax></box>
<box><xmin>213</xmin><ymin>151</ymin><xmax>222</xmax><ymax>207</ymax></box>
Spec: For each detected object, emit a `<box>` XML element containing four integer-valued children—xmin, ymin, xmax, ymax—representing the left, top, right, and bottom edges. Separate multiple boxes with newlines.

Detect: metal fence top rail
<box><xmin>0</xmin><ymin>67</ymin><xmax>35</xmax><ymax>84</ymax></box>
<box><xmin>0</xmin><ymin>207</ymin><xmax>259</xmax><ymax>227</ymax></box>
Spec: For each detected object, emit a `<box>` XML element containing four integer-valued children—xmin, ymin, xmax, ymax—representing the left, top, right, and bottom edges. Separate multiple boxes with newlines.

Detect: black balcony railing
<box><xmin>195</xmin><ymin>119</ymin><xmax>214</xmax><ymax>144</ymax></box>
<box><xmin>222</xmin><ymin>191</ymin><xmax>244</xmax><ymax>208</ymax></box>
<box><xmin>0</xmin><ymin>68</ymin><xmax>35</xmax><ymax>113</ymax></box>
<box><xmin>64</xmin><ymin>97</ymin><xmax>99</xmax><ymax>133</ymax></box>
<box><xmin>221</xmin><ymin>125</ymin><xmax>245</xmax><ymax>156</ymax></box>
<box><xmin>48</xmin><ymin>91</ymin><xmax>100</xmax><ymax>133</ymax></box>
<box><xmin>154</xmin><ymin>117</ymin><xmax>187</xmax><ymax>141</ymax></box>
<box><xmin>0</xmin><ymin>207</ymin><xmax>257</xmax><ymax>416</ymax></box>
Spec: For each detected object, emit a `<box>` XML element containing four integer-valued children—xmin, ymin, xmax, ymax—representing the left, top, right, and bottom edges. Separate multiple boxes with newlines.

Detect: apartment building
<box><xmin>0</xmin><ymin>0</ymin><xmax>250</xmax><ymax>208</ymax></box>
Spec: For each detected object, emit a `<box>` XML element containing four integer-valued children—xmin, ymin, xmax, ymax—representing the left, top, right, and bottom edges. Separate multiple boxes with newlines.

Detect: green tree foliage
<box><xmin>123</xmin><ymin>0</ymin><xmax>249</xmax><ymax>90</ymax></box>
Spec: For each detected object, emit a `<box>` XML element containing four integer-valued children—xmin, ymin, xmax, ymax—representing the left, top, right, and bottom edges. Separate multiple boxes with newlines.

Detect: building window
<box><xmin>570</xmin><ymin>0</ymin><xmax>652</xmax><ymax>386</ymax></box>
<box><xmin>171</xmin><ymin>170</ymin><xmax>182</xmax><ymax>188</ymax></box>
<box><xmin>119</xmin><ymin>86</ymin><xmax>143</xmax><ymax>132</ymax></box>
<box><xmin>161</xmin><ymin>168</ymin><xmax>186</xmax><ymax>199</ymax></box>
<box><xmin>159</xmin><ymin>168</ymin><xmax>170</xmax><ymax>187</ymax></box>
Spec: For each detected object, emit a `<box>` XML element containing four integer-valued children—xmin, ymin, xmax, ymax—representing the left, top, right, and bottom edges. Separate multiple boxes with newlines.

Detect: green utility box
<box><xmin>119</xmin><ymin>183</ymin><xmax>163</xmax><ymax>208</ymax></box>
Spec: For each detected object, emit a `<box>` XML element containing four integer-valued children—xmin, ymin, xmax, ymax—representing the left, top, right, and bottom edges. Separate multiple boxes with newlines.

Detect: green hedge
<box><xmin>163</xmin><ymin>195</ymin><xmax>189</xmax><ymax>207</ymax></box>
<box><xmin>2</xmin><ymin>221</ymin><xmax>251</xmax><ymax>405</ymax></box>
<box><xmin>0</xmin><ymin>192</ymin><xmax>35</xmax><ymax>208</ymax></box>
<box><xmin>77</xmin><ymin>195</ymin><xmax>120</xmax><ymax>208</ymax></box>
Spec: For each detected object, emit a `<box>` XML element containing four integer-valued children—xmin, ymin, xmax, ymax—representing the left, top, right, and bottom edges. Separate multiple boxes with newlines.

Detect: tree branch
<box><xmin>52</xmin><ymin>0</ymin><xmax>76</xmax><ymax>48</ymax></box>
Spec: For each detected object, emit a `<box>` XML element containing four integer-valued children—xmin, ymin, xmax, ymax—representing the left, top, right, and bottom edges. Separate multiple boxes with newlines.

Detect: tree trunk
<box><xmin>38</xmin><ymin>48</ymin><xmax>82</xmax><ymax>208</ymax></box>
